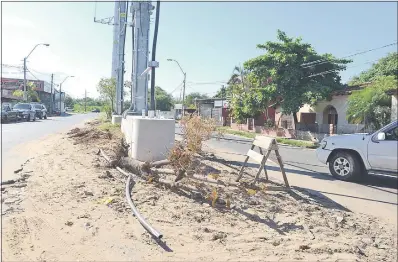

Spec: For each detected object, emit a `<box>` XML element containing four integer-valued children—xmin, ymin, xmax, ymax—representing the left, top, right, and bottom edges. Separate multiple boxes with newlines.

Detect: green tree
<box><xmin>347</xmin><ymin>76</ymin><xmax>395</xmax><ymax>129</ymax></box>
<box><xmin>348</xmin><ymin>52</ymin><xmax>398</xmax><ymax>85</ymax></box>
<box><xmin>243</xmin><ymin>30</ymin><xmax>351</xmax><ymax>125</ymax></box>
<box><xmin>147</xmin><ymin>86</ymin><xmax>174</xmax><ymax>111</ymax></box>
<box><xmin>96</xmin><ymin>77</ymin><xmax>116</xmax><ymax>118</ymax></box>
<box><xmin>12</xmin><ymin>82</ymin><xmax>40</xmax><ymax>102</ymax></box>
<box><xmin>64</xmin><ymin>94</ymin><xmax>74</xmax><ymax>108</ymax></box>
<box><xmin>184</xmin><ymin>92</ymin><xmax>209</xmax><ymax>108</ymax></box>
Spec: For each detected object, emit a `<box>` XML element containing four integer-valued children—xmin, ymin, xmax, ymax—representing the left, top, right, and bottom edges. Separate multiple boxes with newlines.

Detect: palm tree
<box><xmin>228</xmin><ymin>66</ymin><xmax>249</xmax><ymax>89</ymax></box>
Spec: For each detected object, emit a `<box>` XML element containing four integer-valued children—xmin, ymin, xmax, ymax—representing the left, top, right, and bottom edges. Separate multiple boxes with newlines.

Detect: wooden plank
<box><xmin>258</xmin><ymin>147</ymin><xmax>269</xmax><ymax>181</ymax></box>
<box><xmin>236</xmin><ymin>155</ymin><xmax>250</xmax><ymax>182</ymax></box>
<box><xmin>247</xmin><ymin>149</ymin><xmax>265</xmax><ymax>164</ymax></box>
<box><xmin>254</xmin><ymin>136</ymin><xmax>277</xmax><ymax>150</ymax></box>
<box><xmin>253</xmin><ymin>158</ymin><xmax>266</xmax><ymax>183</ymax></box>
<box><xmin>236</xmin><ymin>144</ymin><xmax>255</xmax><ymax>182</ymax></box>
<box><xmin>275</xmin><ymin>149</ymin><xmax>290</xmax><ymax>188</ymax></box>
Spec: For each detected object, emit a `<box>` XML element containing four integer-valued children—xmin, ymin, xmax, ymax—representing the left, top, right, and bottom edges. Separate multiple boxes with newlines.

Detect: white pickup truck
<box><xmin>316</xmin><ymin>120</ymin><xmax>398</xmax><ymax>181</ymax></box>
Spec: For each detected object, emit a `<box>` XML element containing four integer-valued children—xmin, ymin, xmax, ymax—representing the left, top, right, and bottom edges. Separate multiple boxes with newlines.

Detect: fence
<box><xmin>227</xmin><ymin>117</ymin><xmax>376</xmax><ymax>142</ymax></box>
<box><xmin>200</xmin><ymin>107</ymin><xmax>223</xmax><ymax>126</ymax></box>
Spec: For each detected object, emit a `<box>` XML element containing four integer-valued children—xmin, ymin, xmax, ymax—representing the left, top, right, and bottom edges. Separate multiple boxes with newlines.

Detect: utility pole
<box><xmin>149</xmin><ymin>1</ymin><xmax>160</xmax><ymax>111</ymax></box>
<box><xmin>59</xmin><ymin>83</ymin><xmax>62</xmax><ymax>115</ymax></box>
<box><xmin>59</xmin><ymin>75</ymin><xmax>74</xmax><ymax>115</ymax></box>
<box><xmin>167</xmin><ymin>58</ymin><xmax>186</xmax><ymax>116</ymax></box>
<box><xmin>84</xmin><ymin>89</ymin><xmax>87</xmax><ymax>112</ymax></box>
<box><xmin>221</xmin><ymin>85</ymin><xmax>225</xmax><ymax>126</ymax></box>
<box><xmin>115</xmin><ymin>1</ymin><xmax>128</xmax><ymax>115</ymax></box>
<box><xmin>23</xmin><ymin>58</ymin><xmax>27</xmax><ymax>101</ymax></box>
<box><xmin>182</xmin><ymin>72</ymin><xmax>186</xmax><ymax>117</ymax></box>
<box><xmin>23</xmin><ymin>43</ymin><xmax>50</xmax><ymax>101</ymax></box>
<box><xmin>50</xmin><ymin>74</ymin><xmax>54</xmax><ymax>114</ymax></box>
<box><xmin>95</xmin><ymin>1</ymin><xmax>128</xmax><ymax>115</ymax></box>
<box><xmin>130</xmin><ymin>1</ymin><xmax>153</xmax><ymax>115</ymax></box>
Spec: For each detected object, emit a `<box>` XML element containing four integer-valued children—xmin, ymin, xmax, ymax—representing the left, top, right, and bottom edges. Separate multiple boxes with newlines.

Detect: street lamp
<box><xmin>23</xmin><ymin>43</ymin><xmax>50</xmax><ymax>101</ymax></box>
<box><xmin>59</xmin><ymin>75</ymin><xmax>74</xmax><ymax>115</ymax></box>
<box><xmin>167</xmin><ymin>58</ymin><xmax>186</xmax><ymax>116</ymax></box>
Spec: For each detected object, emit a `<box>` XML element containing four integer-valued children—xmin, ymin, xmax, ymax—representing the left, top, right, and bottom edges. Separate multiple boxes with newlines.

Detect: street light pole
<box><xmin>59</xmin><ymin>75</ymin><xmax>74</xmax><ymax>115</ymax></box>
<box><xmin>167</xmin><ymin>58</ymin><xmax>186</xmax><ymax>116</ymax></box>
<box><xmin>23</xmin><ymin>43</ymin><xmax>50</xmax><ymax>101</ymax></box>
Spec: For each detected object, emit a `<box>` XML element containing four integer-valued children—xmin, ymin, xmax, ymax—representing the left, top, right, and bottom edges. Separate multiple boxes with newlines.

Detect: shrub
<box><xmin>168</xmin><ymin>115</ymin><xmax>216</xmax><ymax>180</ymax></box>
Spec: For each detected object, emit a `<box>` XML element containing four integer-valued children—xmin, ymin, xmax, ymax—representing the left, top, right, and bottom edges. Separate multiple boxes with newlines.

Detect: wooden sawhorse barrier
<box><xmin>236</xmin><ymin>136</ymin><xmax>290</xmax><ymax>188</ymax></box>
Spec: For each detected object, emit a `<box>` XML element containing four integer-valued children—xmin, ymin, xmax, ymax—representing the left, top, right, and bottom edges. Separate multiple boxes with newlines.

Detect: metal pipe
<box><xmin>125</xmin><ymin>174</ymin><xmax>163</xmax><ymax>239</ymax></box>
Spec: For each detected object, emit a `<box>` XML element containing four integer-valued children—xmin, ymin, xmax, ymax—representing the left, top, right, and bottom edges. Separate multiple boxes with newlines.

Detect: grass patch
<box><xmin>275</xmin><ymin>137</ymin><xmax>318</xmax><ymax>149</ymax></box>
<box><xmin>98</xmin><ymin>121</ymin><xmax>121</xmax><ymax>136</ymax></box>
<box><xmin>216</xmin><ymin>127</ymin><xmax>318</xmax><ymax>149</ymax></box>
<box><xmin>73</xmin><ymin>104</ymin><xmax>102</xmax><ymax>113</ymax></box>
<box><xmin>216</xmin><ymin>126</ymin><xmax>256</xmax><ymax>139</ymax></box>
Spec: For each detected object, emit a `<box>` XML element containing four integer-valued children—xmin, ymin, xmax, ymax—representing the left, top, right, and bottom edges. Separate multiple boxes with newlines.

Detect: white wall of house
<box><xmin>392</xmin><ymin>94</ymin><xmax>398</xmax><ymax>121</ymax></box>
<box><xmin>302</xmin><ymin>95</ymin><xmax>365</xmax><ymax>133</ymax></box>
<box><xmin>275</xmin><ymin>94</ymin><xmax>365</xmax><ymax>133</ymax></box>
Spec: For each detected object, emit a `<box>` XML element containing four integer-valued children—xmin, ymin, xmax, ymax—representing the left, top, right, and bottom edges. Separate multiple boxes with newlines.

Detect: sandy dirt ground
<box><xmin>2</xmin><ymin>120</ymin><xmax>397</xmax><ymax>261</ymax></box>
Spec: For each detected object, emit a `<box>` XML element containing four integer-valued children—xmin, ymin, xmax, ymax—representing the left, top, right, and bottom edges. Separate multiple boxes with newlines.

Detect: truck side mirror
<box><xmin>377</xmin><ymin>132</ymin><xmax>386</xmax><ymax>141</ymax></box>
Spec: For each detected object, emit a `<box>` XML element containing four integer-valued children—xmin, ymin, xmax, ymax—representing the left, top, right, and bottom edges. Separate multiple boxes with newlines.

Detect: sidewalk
<box><xmin>207</xmin><ymin>145</ymin><xmax>398</xmax><ymax>228</ymax></box>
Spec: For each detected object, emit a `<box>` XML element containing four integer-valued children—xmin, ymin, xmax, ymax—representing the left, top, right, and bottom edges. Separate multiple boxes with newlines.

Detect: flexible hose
<box><xmin>125</xmin><ymin>173</ymin><xmax>163</xmax><ymax>239</ymax></box>
<box><xmin>99</xmin><ymin>149</ymin><xmax>163</xmax><ymax>239</ymax></box>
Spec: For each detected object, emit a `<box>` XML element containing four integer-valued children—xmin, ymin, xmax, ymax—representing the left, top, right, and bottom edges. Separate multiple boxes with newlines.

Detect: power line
<box><xmin>169</xmin><ymin>81</ymin><xmax>184</xmax><ymax>95</ymax></box>
<box><xmin>2</xmin><ymin>63</ymin><xmax>23</xmax><ymax>69</ymax></box>
<box><xmin>26</xmin><ymin>69</ymin><xmax>42</xmax><ymax>81</ymax></box>
<box><xmin>307</xmin><ymin>59</ymin><xmax>381</xmax><ymax>78</ymax></box>
<box><xmin>186</xmin><ymin>81</ymin><xmax>228</xmax><ymax>85</ymax></box>
<box><xmin>301</xmin><ymin>41</ymin><xmax>398</xmax><ymax>68</ymax></box>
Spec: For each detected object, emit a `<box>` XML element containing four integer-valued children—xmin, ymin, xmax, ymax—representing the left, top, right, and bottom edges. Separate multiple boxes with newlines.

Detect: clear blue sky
<box><xmin>2</xmin><ymin>1</ymin><xmax>397</xmax><ymax>99</ymax></box>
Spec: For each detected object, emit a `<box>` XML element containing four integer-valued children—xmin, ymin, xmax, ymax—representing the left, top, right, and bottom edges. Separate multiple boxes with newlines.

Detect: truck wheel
<box><xmin>329</xmin><ymin>151</ymin><xmax>362</xmax><ymax>181</ymax></box>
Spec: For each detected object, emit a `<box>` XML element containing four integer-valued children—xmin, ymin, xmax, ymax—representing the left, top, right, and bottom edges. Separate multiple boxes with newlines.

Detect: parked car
<box><xmin>31</xmin><ymin>103</ymin><xmax>48</xmax><ymax>119</ymax></box>
<box><xmin>92</xmin><ymin>108</ymin><xmax>100</xmax><ymax>113</ymax></box>
<box><xmin>1</xmin><ymin>103</ymin><xmax>18</xmax><ymax>123</ymax></box>
<box><xmin>316</xmin><ymin>120</ymin><xmax>398</xmax><ymax>181</ymax></box>
<box><xmin>13</xmin><ymin>103</ymin><xmax>36</xmax><ymax>122</ymax></box>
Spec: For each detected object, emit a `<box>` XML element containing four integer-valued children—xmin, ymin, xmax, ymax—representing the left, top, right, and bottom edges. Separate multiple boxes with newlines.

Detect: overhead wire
<box><xmin>301</xmin><ymin>41</ymin><xmax>398</xmax><ymax>68</ymax></box>
<box><xmin>307</xmin><ymin>59</ymin><xmax>382</xmax><ymax>78</ymax></box>
<box><xmin>169</xmin><ymin>81</ymin><xmax>184</xmax><ymax>95</ymax></box>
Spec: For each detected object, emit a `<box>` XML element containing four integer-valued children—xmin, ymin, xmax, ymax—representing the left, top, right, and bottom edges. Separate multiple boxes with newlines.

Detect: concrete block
<box><xmin>121</xmin><ymin>116</ymin><xmax>175</xmax><ymax>162</ymax></box>
<box><xmin>112</xmin><ymin>115</ymin><xmax>122</xmax><ymax>125</ymax></box>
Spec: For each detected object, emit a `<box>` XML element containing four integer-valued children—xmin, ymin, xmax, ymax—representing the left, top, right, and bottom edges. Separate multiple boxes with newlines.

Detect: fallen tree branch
<box><xmin>150</xmin><ymin>159</ymin><xmax>170</xmax><ymax>168</ymax></box>
<box><xmin>99</xmin><ymin>149</ymin><xmax>118</xmax><ymax>167</ymax></box>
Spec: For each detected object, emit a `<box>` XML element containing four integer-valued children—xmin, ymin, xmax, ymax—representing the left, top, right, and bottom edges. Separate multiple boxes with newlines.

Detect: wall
<box><xmin>274</xmin><ymin>106</ymin><xmax>294</xmax><ymax>128</ymax></box>
<box><xmin>275</xmin><ymin>95</ymin><xmax>365</xmax><ymax>133</ymax></box>
<box><xmin>38</xmin><ymin>92</ymin><xmax>52</xmax><ymax>111</ymax></box>
<box><xmin>392</xmin><ymin>94</ymin><xmax>398</xmax><ymax>121</ymax></box>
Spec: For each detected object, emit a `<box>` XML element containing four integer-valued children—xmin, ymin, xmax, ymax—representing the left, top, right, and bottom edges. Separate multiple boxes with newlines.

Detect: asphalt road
<box><xmin>1</xmin><ymin>113</ymin><xmax>98</xmax><ymax>182</ymax></box>
<box><xmin>176</xmin><ymin>124</ymin><xmax>398</xmax><ymax>226</ymax></box>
